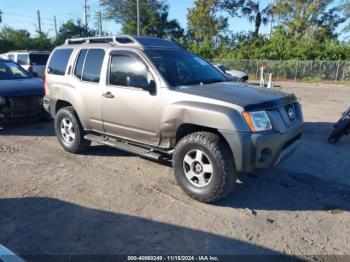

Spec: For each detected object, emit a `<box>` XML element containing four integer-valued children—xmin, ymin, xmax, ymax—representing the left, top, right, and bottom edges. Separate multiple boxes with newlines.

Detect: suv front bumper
<box><xmin>220</xmin><ymin>123</ymin><xmax>303</xmax><ymax>173</ymax></box>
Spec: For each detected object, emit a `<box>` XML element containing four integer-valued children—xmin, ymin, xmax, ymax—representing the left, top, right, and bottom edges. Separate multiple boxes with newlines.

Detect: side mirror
<box><xmin>127</xmin><ymin>76</ymin><xmax>156</xmax><ymax>93</ymax></box>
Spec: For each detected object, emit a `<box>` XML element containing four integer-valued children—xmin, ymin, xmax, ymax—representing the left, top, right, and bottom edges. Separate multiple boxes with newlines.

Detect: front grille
<box><xmin>9</xmin><ymin>96</ymin><xmax>43</xmax><ymax>117</ymax></box>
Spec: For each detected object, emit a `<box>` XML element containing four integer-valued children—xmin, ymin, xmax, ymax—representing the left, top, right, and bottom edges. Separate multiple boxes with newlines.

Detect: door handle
<box><xmin>102</xmin><ymin>92</ymin><xmax>115</xmax><ymax>99</ymax></box>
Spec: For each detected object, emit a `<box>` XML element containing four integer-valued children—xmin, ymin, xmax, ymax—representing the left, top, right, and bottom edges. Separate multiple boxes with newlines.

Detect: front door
<box><xmin>101</xmin><ymin>51</ymin><xmax>161</xmax><ymax>146</ymax></box>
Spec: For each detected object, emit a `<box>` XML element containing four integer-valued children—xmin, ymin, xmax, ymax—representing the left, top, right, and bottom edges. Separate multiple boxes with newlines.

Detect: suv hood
<box><xmin>0</xmin><ymin>78</ymin><xmax>44</xmax><ymax>97</ymax></box>
<box><xmin>177</xmin><ymin>82</ymin><xmax>297</xmax><ymax>111</ymax></box>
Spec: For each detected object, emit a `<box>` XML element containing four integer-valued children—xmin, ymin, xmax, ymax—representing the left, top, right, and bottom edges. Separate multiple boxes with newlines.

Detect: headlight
<box><xmin>242</xmin><ymin>111</ymin><xmax>272</xmax><ymax>132</ymax></box>
<box><xmin>0</xmin><ymin>96</ymin><xmax>5</xmax><ymax>106</ymax></box>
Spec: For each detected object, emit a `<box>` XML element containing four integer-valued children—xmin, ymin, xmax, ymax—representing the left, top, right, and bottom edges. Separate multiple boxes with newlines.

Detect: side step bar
<box><xmin>84</xmin><ymin>134</ymin><xmax>165</xmax><ymax>161</ymax></box>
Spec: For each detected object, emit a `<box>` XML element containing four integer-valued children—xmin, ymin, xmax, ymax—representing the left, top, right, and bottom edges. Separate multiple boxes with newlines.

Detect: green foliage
<box><xmin>241</xmin><ymin>0</ymin><xmax>273</xmax><ymax>36</ymax></box>
<box><xmin>273</xmin><ymin>0</ymin><xmax>345</xmax><ymax>40</ymax></box>
<box><xmin>0</xmin><ymin>26</ymin><xmax>52</xmax><ymax>52</ymax></box>
<box><xmin>187</xmin><ymin>0</ymin><xmax>228</xmax><ymax>44</ymax></box>
<box><xmin>99</xmin><ymin>0</ymin><xmax>183</xmax><ymax>39</ymax></box>
<box><xmin>54</xmin><ymin>19</ymin><xmax>97</xmax><ymax>46</ymax></box>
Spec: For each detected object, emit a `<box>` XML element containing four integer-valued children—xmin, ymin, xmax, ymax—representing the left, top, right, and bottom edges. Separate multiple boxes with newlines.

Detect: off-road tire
<box><xmin>173</xmin><ymin>132</ymin><xmax>237</xmax><ymax>203</ymax></box>
<box><xmin>55</xmin><ymin>106</ymin><xmax>90</xmax><ymax>153</ymax></box>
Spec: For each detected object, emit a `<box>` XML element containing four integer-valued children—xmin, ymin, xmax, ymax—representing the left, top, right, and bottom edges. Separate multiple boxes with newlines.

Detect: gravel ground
<box><xmin>0</xmin><ymin>82</ymin><xmax>350</xmax><ymax>259</ymax></box>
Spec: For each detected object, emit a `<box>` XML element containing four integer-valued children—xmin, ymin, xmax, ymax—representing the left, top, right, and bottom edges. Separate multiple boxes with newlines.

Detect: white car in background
<box><xmin>214</xmin><ymin>63</ymin><xmax>249</xmax><ymax>82</ymax></box>
<box><xmin>1</xmin><ymin>51</ymin><xmax>50</xmax><ymax>78</ymax></box>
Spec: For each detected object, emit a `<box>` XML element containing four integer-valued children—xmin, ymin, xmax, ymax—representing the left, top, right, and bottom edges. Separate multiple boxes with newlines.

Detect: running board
<box><xmin>84</xmin><ymin>134</ymin><xmax>164</xmax><ymax>160</ymax></box>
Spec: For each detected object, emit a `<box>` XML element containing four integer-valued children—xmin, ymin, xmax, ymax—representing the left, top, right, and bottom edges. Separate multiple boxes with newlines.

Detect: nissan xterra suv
<box><xmin>43</xmin><ymin>36</ymin><xmax>303</xmax><ymax>203</ymax></box>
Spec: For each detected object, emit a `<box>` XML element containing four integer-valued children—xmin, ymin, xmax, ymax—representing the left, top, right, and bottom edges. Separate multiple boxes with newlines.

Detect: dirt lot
<box><xmin>0</xmin><ymin>82</ymin><xmax>350</xmax><ymax>259</ymax></box>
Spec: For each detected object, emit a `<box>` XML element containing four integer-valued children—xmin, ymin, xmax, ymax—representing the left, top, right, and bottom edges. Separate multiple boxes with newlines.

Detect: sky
<box><xmin>0</xmin><ymin>0</ymin><xmax>346</xmax><ymax>39</ymax></box>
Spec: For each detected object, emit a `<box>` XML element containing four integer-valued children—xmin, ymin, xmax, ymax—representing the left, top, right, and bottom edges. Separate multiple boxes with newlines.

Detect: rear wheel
<box><xmin>173</xmin><ymin>132</ymin><xmax>237</xmax><ymax>203</ymax></box>
<box><xmin>55</xmin><ymin>106</ymin><xmax>90</xmax><ymax>153</ymax></box>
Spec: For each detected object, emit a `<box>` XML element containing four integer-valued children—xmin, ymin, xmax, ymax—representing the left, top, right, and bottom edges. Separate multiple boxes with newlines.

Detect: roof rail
<box><xmin>64</xmin><ymin>35</ymin><xmax>180</xmax><ymax>49</ymax></box>
<box><xmin>65</xmin><ymin>35</ymin><xmax>141</xmax><ymax>47</ymax></box>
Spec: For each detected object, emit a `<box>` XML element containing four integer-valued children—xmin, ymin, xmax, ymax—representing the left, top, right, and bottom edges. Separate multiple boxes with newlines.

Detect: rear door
<box><xmin>69</xmin><ymin>48</ymin><xmax>106</xmax><ymax>132</ymax></box>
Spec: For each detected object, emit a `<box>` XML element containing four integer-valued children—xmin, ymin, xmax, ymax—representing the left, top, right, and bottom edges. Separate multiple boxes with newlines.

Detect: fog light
<box><xmin>259</xmin><ymin>148</ymin><xmax>272</xmax><ymax>163</ymax></box>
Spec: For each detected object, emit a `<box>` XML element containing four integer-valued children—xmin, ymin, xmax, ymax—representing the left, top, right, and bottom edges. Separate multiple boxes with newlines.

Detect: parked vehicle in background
<box><xmin>1</xmin><ymin>50</ymin><xmax>50</xmax><ymax>78</ymax></box>
<box><xmin>214</xmin><ymin>63</ymin><xmax>249</xmax><ymax>82</ymax></box>
<box><xmin>44</xmin><ymin>35</ymin><xmax>303</xmax><ymax>203</ymax></box>
<box><xmin>328</xmin><ymin>106</ymin><xmax>350</xmax><ymax>144</ymax></box>
<box><xmin>0</xmin><ymin>58</ymin><xmax>46</xmax><ymax>128</ymax></box>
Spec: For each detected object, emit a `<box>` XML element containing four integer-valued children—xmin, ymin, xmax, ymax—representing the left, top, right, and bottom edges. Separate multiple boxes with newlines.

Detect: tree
<box><xmin>0</xmin><ymin>9</ymin><xmax>3</xmax><ymax>24</ymax></box>
<box><xmin>187</xmin><ymin>0</ymin><xmax>229</xmax><ymax>44</ymax></box>
<box><xmin>0</xmin><ymin>27</ymin><xmax>32</xmax><ymax>51</ymax></box>
<box><xmin>341</xmin><ymin>0</ymin><xmax>350</xmax><ymax>34</ymax></box>
<box><xmin>221</xmin><ymin>0</ymin><xmax>245</xmax><ymax>17</ymax></box>
<box><xmin>54</xmin><ymin>19</ymin><xmax>97</xmax><ymax>45</ymax></box>
<box><xmin>273</xmin><ymin>0</ymin><xmax>345</xmax><ymax>40</ymax></box>
<box><xmin>241</xmin><ymin>0</ymin><xmax>273</xmax><ymax>36</ymax></box>
<box><xmin>99</xmin><ymin>0</ymin><xmax>184</xmax><ymax>39</ymax></box>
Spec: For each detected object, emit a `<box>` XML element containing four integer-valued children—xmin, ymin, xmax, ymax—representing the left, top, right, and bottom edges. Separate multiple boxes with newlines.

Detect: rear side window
<box><xmin>29</xmin><ymin>54</ymin><xmax>49</xmax><ymax>65</ymax></box>
<box><xmin>81</xmin><ymin>49</ymin><xmax>105</xmax><ymax>83</ymax></box>
<box><xmin>17</xmin><ymin>54</ymin><xmax>29</xmax><ymax>65</ymax></box>
<box><xmin>74</xmin><ymin>49</ymin><xmax>88</xmax><ymax>79</ymax></box>
<box><xmin>48</xmin><ymin>49</ymin><xmax>73</xmax><ymax>76</ymax></box>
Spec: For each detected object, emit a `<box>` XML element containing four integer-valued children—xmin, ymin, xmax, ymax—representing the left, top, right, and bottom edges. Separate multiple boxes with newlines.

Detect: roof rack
<box><xmin>64</xmin><ymin>35</ymin><xmax>181</xmax><ymax>49</ymax></box>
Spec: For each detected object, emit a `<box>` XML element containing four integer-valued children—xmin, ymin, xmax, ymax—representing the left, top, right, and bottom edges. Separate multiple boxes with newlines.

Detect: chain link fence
<box><xmin>212</xmin><ymin>59</ymin><xmax>350</xmax><ymax>82</ymax></box>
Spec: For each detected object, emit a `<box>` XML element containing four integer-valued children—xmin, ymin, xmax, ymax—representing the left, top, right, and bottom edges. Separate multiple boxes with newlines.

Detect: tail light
<box><xmin>28</xmin><ymin>66</ymin><xmax>33</xmax><ymax>73</ymax></box>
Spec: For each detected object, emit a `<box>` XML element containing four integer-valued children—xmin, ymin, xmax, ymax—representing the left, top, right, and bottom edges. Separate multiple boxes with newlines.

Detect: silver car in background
<box><xmin>1</xmin><ymin>51</ymin><xmax>50</xmax><ymax>78</ymax></box>
<box><xmin>214</xmin><ymin>63</ymin><xmax>249</xmax><ymax>82</ymax></box>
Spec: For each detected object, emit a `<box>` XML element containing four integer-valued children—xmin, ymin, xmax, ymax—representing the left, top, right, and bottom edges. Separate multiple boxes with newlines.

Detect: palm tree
<box><xmin>241</xmin><ymin>0</ymin><xmax>272</xmax><ymax>36</ymax></box>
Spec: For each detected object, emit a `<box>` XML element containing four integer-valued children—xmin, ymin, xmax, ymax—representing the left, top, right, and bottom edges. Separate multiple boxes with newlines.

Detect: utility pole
<box><xmin>268</xmin><ymin>15</ymin><xmax>273</xmax><ymax>40</ymax></box>
<box><xmin>136</xmin><ymin>0</ymin><xmax>140</xmax><ymax>36</ymax></box>
<box><xmin>83</xmin><ymin>0</ymin><xmax>89</xmax><ymax>36</ymax></box>
<box><xmin>96</xmin><ymin>11</ymin><xmax>103</xmax><ymax>36</ymax></box>
<box><xmin>54</xmin><ymin>16</ymin><xmax>58</xmax><ymax>38</ymax></box>
<box><xmin>37</xmin><ymin>10</ymin><xmax>42</xmax><ymax>34</ymax></box>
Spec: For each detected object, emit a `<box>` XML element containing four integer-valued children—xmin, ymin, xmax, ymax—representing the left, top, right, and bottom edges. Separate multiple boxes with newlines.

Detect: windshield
<box><xmin>0</xmin><ymin>61</ymin><xmax>31</xmax><ymax>80</ymax></box>
<box><xmin>30</xmin><ymin>54</ymin><xmax>49</xmax><ymax>66</ymax></box>
<box><xmin>145</xmin><ymin>49</ymin><xmax>226</xmax><ymax>87</ymax></box>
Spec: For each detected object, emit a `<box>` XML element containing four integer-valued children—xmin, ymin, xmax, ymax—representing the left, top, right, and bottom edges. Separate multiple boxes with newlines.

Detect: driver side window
<box><xmin>109</xmin><ymin>54</ymin><xmax>153</xmax><ymax>88</ymax></box>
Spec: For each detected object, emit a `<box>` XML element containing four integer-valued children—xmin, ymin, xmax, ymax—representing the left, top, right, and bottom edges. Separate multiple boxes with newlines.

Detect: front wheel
<box><xmin>173</xmin><ymin>132</ymin><xmax>237</xmax><ymax>203</ymax></box>
<box><xmin>55</xmin><ymin>106</ymin><xmax>90</xmax><ymax>153</ymax></box>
